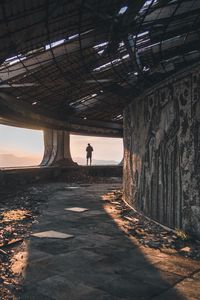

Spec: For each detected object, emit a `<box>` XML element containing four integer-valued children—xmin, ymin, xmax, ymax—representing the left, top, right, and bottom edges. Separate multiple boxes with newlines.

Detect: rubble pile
<box><xmin>103</xmin><ymin>190</ymin><xmax>200</xmax><ymax>260</ymax></box>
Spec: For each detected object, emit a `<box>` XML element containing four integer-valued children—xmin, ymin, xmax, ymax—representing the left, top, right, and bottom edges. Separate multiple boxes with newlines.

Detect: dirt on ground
<box><xmin>103</xmin><ymin>189</ymin><xmax>200</xmax><ymax>260</ymax></box>
<box><xmin>0</xmin><ymin>186</ymin><xmax>46</xmax><ymax>300</ymax></box>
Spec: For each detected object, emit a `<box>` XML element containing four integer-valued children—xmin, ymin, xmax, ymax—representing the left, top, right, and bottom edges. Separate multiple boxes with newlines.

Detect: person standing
<box><xmin>86</xmin><ymin>143</ymin><xmax>93</xmax><ymax>165</ymax></box>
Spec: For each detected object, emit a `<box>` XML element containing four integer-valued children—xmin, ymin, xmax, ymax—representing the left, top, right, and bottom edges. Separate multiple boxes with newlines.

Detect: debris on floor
<box><xmin>0</xmin><ymin>186</ymin><xmax>45</xmax><ymax>300</ymax></box>
<box><xmin>102</xmin><ymin>190</ymin><xmax>200</xmax><ymax>260</ymax></box>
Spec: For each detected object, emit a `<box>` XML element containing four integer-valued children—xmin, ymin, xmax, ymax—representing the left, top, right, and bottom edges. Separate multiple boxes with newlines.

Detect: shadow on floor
<box><xmin>17</xmin><ymin>182</ymin><xmax>190</xmax><ymax>300</ymax></box>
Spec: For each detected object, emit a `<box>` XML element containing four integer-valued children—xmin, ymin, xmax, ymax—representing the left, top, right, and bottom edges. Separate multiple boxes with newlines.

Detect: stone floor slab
<box><xmin>36</xmin><ymin>275</ymin><xmax>113</xmax><ymax>300</ymax></box>
<box><xmin>64</xmin><ymin>207</ymin><xmax>88</xmax><ymax>212</ymax></box>
<box><xmin>32</xmin><ymin>230</ymin><xmax>74</xmax><ymax>239</ymax></box>
<box><xmin>98</xmin><ymin>276</ymin><xmax>167</xmax><ymax>300</ymax></box>
<box><xmin>21</xmin><ymin>289</ymin><xmax>53</xmax><ymax>300</ymax></box>
<box><xmin>124</xmin><ymin>266</ymin><xmax>183</xmax><ymax>289</ymax></box>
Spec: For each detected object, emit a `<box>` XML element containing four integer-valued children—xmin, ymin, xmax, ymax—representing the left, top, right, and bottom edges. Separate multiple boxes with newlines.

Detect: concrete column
<box><xmin>41</xmin><ymin>129</ymin><xmax>77</xmax><ymax>166</ymax></box>
<box><xmin>118</xmin><ymin>158</ymin><xmax>124</xmax><ymax>166</ymax></box>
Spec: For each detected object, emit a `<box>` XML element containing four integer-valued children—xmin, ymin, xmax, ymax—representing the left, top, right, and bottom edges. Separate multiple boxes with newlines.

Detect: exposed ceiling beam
<box><xmin>0</xmin><ymin>32</ymin><xmax>94</xmax><ymax>82</ymax></box>
<box><xmin>0</xmin><ymin>92</ymin><xmax>123</xmax><ymax>137</ymax></box>
<box><xmin>0</xmin><ymin>83</ymin><xmax>38</xmax><ymax>88</ymax></box>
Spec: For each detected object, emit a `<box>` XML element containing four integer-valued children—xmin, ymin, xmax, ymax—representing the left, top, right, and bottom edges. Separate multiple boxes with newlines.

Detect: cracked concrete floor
<box><xmin>12</xmin><ymin>181</ymin><xmax>200</xmax><ymax>300</ymax></box>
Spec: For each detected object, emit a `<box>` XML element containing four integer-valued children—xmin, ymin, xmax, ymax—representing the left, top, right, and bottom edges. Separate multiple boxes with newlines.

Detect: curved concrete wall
<box><xmin>123</xmin><ymin>63</ymin><xmax>200</xmax><ymax>237</ymax></box>
<box><xmin>41</xmin><ymin>130</ymin><xmax>76</xmax><ymax>166</ymax></box>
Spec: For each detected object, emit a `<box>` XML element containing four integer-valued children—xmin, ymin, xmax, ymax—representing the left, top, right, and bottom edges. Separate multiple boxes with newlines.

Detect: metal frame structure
<box><xmin>0</xmin><ymin>0</ymin><xmax>199</xmax><ymax>135</ymax></box>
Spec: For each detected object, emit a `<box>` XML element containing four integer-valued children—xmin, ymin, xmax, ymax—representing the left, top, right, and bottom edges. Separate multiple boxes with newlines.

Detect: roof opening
<box><xmin>118</xmin><ymin>6</ymin><xmax>128</xmax><ymax>15</ymax></box>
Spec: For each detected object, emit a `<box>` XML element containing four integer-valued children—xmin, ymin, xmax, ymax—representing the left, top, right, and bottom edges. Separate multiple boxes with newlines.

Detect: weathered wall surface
<box><xmin>123</xmin><ymin>64</ymin><xmax>200</xmax><ymax>237</ymax></box>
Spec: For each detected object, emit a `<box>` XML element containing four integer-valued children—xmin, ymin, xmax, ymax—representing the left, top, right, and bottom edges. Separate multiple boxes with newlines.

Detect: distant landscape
<box><xmin>0</xmin><ymin>154</ymin><xmax>42</xmax><ymax>167</ymax></box>
<box><xmin>74</xmin><ymin>157</ymin><xmax>118</xmax><ymax>165</ymax></box>
<box><xmin>0</xmin><ymin>153</ymin><xmax>118</xmax><ymax>167</ymax></box>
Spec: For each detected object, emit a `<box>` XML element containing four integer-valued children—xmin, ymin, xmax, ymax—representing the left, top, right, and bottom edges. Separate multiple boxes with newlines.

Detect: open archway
<box><xmin>70</xmin><ymin>135</ymin><xmax>123</xmax><ymax>166</ymax></box>
<box><xmin>0</xmin><ymin>125</ymin><xmax>44</xmax><ymax>167</ymax></box>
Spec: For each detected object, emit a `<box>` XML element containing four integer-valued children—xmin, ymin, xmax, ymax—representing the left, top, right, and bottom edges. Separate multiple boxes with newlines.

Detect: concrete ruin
<box><xmin>0</xmin><ymin>1</ymin><xmax>200</xmax><ymax>239</ymax></box>
<box><xmin>123</xmin><ymin>63</ymin><xmax>200</xmax><ymax>237</ymax></box>
<box><xmin>2</xmin><ymin>1</ymin><xmax>200</xmax><ymax>299</ymax></box>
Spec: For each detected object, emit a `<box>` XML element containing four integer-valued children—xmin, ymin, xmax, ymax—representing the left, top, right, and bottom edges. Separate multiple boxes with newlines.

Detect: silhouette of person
<box><xmin>86</xmin><ymin>143</ymin><xmax>93</xmax><ymax>165</ymax></box>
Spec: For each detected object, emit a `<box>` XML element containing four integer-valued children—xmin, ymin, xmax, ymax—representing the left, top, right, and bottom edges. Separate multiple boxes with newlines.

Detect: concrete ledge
<box><xmin>0</xmin><ymin>165</ymin><xmax>123</xmax><ymax>187</ymax></box>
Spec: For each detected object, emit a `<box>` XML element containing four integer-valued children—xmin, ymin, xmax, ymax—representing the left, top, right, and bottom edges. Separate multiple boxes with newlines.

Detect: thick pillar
<box><xmin>123</xmin><ymin>64</ymin><xmax>200</xmax><ymax>237</ymax></box>
<box><xmin>41</xmin><ymin>129</ymin><xmax>77</xmax><ymax>166</ymax></box>
<box><xmin>118</xmin><ymin>158</ymin><xmax>124</xmax><ymax>166</ymax></box>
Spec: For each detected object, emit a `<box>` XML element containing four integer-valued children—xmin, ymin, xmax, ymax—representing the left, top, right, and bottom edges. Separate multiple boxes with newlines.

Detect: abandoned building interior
<box><xmin>1</xmin><ymin>0</ymin><xmax>200</xmax><ymax>299</ymax></box>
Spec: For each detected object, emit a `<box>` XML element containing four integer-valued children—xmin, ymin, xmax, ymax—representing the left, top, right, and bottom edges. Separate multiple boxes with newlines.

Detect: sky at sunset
<box><xmin>0</xmin><ymin>125</ymin><xmax>44</xmax><ymax>157</ymax></box>
<box><xmin>71</xmin><ymin>134</ymin><xmax>123</xmax><ymax>162</ymax></box>
<box><xmin>0</xmin><ymin>125</ymin><xmax>123</xmax><ymax>166</ymax></box>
